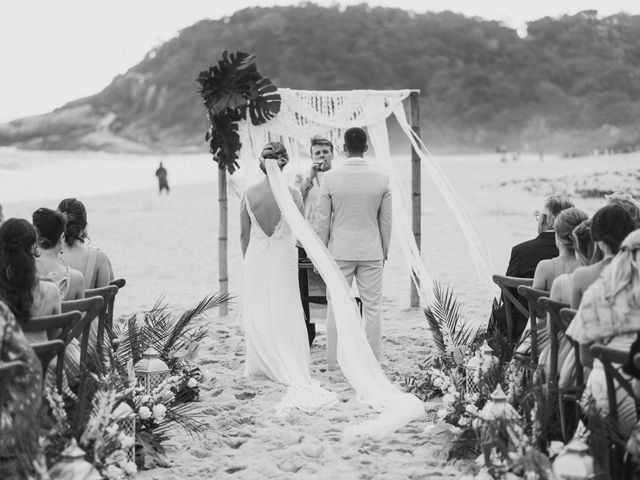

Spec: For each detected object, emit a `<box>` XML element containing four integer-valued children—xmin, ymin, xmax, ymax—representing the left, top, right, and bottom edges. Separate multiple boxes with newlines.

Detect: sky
<box><xmin>1</xmin><ymin>0</ymin><xmax>640</xmax><ymax>122</ymax></box>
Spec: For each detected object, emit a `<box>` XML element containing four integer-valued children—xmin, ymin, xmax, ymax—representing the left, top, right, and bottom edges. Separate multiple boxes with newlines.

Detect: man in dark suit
<box><xmin>502</xmin><ymin>195</ymin><xmax>574</xmax><ymax>338</ymax></box>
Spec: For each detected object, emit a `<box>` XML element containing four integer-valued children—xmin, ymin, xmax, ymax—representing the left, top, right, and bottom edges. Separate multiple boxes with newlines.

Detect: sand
<box><xmin>3</xmin><ymin>150</ymin><xmax>638</xmax><ymax>478</ymax></box>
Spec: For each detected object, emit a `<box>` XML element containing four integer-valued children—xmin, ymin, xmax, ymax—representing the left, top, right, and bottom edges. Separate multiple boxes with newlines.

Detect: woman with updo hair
<box><xmin>0</xmin><ymin>219</ymin><xmax>61</xmax><ymax>341</ymax></box>
<box><xmin>533</xmin><ymin>207</ymin><xmax>589</xmax><ymax>291</ymax></box>
<box><xmin>570</xmin><ymin>205</ymin><xmax>636</xmax><ymax>308</ymax></box>
<box><xmin>58</xmin><ymin>198</ymin><xmax>113</xmax><ymax>289</ymax></box>
<box><xmin>32</xmin><ymin>208</ymin><xmax>84</xmax><ymax>301</ymax></box>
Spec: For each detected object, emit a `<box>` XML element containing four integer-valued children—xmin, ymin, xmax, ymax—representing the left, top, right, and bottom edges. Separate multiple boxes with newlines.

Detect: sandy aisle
<box><xmin>3</xmin><ymin>151</ymin><xmax>638</xmax><ymax>478</ymax></box>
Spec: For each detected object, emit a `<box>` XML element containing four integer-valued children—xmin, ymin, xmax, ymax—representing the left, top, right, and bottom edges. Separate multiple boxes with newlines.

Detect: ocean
<box><xmin>1</xmin><ymin>148</ymin><xmax>633</xmax><ymax>322</ymax></box>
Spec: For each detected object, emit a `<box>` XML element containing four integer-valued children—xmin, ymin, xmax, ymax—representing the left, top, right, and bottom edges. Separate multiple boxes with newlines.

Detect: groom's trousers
<box><xmin>326</xmin><ymin>260</ymin><xmax>384</xmax><ymax>368</ymax></box>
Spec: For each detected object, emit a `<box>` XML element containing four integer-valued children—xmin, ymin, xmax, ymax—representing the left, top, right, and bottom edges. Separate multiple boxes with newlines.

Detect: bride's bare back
<box><xmin>246</xmin><ymin>179</ymin><xmax>282</xmax><ymax>237</ymax></box>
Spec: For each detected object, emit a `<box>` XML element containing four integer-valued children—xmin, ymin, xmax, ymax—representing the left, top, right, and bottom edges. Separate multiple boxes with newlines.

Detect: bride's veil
<box><xmin>265</xmin><ymin>158</ymin><xmax>424</xmax><ymax>439</ymax></box>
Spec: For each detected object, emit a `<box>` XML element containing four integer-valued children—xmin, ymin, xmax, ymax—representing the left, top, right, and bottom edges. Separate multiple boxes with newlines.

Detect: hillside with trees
<box><xmin>1</xmin><ymin>5</ymin><xmax>640</xmax><ymax>154</ymax></box>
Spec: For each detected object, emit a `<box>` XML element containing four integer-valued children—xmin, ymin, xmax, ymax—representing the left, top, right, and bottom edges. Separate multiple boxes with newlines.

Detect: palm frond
<box><xmin>424</xmin><ymin>281</ymin><xmax>484</xmax><ymax>365</ymax></box>
<box><xmin>154</xmin><ymin>403</ymin><xmax>207</xmax><ymax>438</ymax></box>
<box><xmin>163</xmin><ymin>293</ymin><xmax>231</xmax><ymax>357</ymax></box>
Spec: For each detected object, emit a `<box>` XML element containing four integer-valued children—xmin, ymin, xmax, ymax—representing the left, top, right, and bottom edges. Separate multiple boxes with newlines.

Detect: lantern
<box><xmin>465</xmin><ymin>351</ymin><xmax>483</xmax><ymax>394</ymax></box>
<box><xmin>113</xmin><ymin>402</ymin><xmax>136</xmax><ymax>462</ymax></box>
<box><xmin>480</xmin><ymin>384</ymin><xmax>519</xmax><ymax>422</ymax></box>
<box><xmin>478</xmin><ymin>385</ymin><xmax>521</xmax><ymax>467</ymax></box>
<box><xmin>135</xmin><ymin>347</ymin><xmax>170</xmax><ymax>395</ymax></box>
<box><xmin>552</xmin><ymin>439</ymin><xmax>595</xmax><ymax>479</ymax></box>
<box><xmin>48</xmin><ymin>438</ymin><xmax>102</xmax><ymax>480</ymax></box>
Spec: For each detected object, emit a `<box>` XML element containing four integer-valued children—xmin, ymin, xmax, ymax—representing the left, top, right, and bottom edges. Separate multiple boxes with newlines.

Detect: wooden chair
<box><xmin>517</xmin><ymin>286</ymin><xmax>549</xmax><ymax>364</ymax></box>
<box><xmin>492</xmin><ymin>274</ymin><xmax>533</xmax><ymax>341</ymax></box>
<box><xmin>590</xmin><ymin>343</ymin><xmax>640</xmax><ymax>480</ymax></box>
<box><xmin>31</xmin><ymin>339</ymin><xmax>65</xmax><ymax>385</ymax></box>
<box><xmin>0</xmin><ymin>360</ymin><xmax>27</xmax><ymax>404</ymax></box>
<box><xmin>84</xmin><ymin>284</ymin><xmax>119</xmax><ymax>356</ymax></box>
<box><xmin>61</xmin><ymin>296</ymin><xmax>104</xmax><ymax>431</ymax></box>
<box><xmin>556</xmin><ymin>307</ymin><xmax>585</xmax><ymax>441</ymax></box>
<box><xmin>21</xmin><ymin>311</ymin><xmax>83</xmax><ymax>390</ymax></box>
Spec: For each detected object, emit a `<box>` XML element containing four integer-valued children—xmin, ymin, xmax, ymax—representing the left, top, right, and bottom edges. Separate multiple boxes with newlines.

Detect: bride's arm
<box><xmin>240</xmin><ymin>198</ymin><xmax>251</xmax><ymax>258</ymax></box>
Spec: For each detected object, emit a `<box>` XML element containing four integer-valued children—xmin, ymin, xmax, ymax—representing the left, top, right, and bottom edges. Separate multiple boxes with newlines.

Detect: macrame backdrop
<box><xmin>230</xmin><ymin>88</ymin><xmax>496</xmax><ymax>306</ymax></box>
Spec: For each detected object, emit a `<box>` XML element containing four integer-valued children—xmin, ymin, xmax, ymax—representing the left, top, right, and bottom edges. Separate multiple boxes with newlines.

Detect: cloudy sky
<box><xmin>1</xmin><ymin>0</ymin><xmax>639</xmax><ymax>122</ymax></box>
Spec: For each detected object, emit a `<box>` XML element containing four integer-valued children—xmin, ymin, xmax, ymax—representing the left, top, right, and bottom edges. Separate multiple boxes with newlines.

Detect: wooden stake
<box><xmin>218</xmin><ymin>166</ymin><xmax>229</xmax><ymax>316</ymax></box>
<box><xmin>410</xmin><ymin>91</ymin><xmax>422</xmax><ymax>308</ymax></box>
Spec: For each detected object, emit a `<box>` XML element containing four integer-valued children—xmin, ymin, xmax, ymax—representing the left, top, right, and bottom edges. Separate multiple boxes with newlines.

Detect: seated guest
<box><xmin>0</xmin><ymin>218</ymin><xmax>80</xmax><ymax>390</ymax></box>
<box><xmin>58</xmin><ymin>198</ymin><xmax>114</xmax><ymax>289</ymax></box>
<box><xmin>32</xmin><ymin>208</ymin><xmax>84</xmax><ymax>301</ymax></box>
<box><xmin>540</xmin><ymin>220</ymin><xmax>596</xmax><ymax>383</ymax></box>
<box><xmin>566</xmin><ymin>229</ymin><xmax>640</xmax><ymax>434</ymax></box>
<box><xmin>0</xmin><ymin>219</ymin><xmax>61</xmax><ymax>344</ymax></box>
<box><xmin>0</xmin><ymin>301</ymin><xmax>42</xmax><ymax>478</ymax></box>
<box><xmin>606</xmin><ymin>192</ymin><xmax>640</xmax><ymax>228</ymax></box>
<box><xmin>570</xmin><ymin>205</ymin><xmax>636</xmax><ymax>308</ymax></box>
<box><xmin>532</xmin><ymin>207</ymin><xmax>588</xmax><ymax>291</ymax></box>
<box><xmin>501</xmin><ymin>195</ymin><xmax>574</xmax><ymax>338</ymax></box>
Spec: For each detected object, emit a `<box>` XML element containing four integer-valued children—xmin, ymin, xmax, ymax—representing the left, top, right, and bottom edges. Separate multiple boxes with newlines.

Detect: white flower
<box><xmin>138</xmin><ymin>406</ymin><xmax>152</xmax><ymax>420</ymax></box>
<box><xmin>447</xmin><ymin>385</ymin><xmax>457</xmax><ymax>395</ymax></box>
<box><xmin>122</xmin><ymin>461</ymin><xmax>137</xmax><ymax>475</ymax></box>
<box><xmin>436</xmin><ymin>408</ymin><xmax>448</xmax><ymax>419</ymax></box>
<box><xmin>104</xmin><ymin>464</ymin><xmax>124</xmax><ymax>480</ymax></box>
<box><xmin>187</xmin><ymin>377</ymin><xmax>198</xmax><ymax>388</ymax></box>
<box><xmin>465</xmin><ymin>404</ymin><xmax>478</xmax><ymax>415</ymax></box>
<box><xmin>433</xmin><ymin>377</ymin><xmax>444</xmax><ymax>389</ymax></box>
<box><xmin>118</xmin><ymin>432</ymin><xmax>135</xmax><ymax>449</ymax></box>
<box><xmin>548</xmin><ymin>440</ymin><xmax>564</xmax><ymax>458</ymax></box>
<box><xmin>458</xmin><ymin>416</ymin><xmax>470</xmax><ymax>427</ymax></box>
<box><xmin>140</xmin><ymin>395</ymin><xmax>151</xmax><ymax>404</ymax></box>
<box><xmin>106</xmin><ymin>423</ymin><xmax>119</xmax><ymax>435</ymax></box>
<box><xmin>442</xmin><ymin>393</ymin><xmax>456</xmax><ymax>406</ymax></box>
<box><xmin>152</xmin><ymin>403</ymin><xmax>167</xmax><ymax>421</ymax></box>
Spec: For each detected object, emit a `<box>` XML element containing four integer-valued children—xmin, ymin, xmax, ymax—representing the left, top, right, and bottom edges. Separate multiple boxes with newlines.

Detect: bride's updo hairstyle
<box><xmin>58</xmin><ymin>198</ymin><xmax>88</xmax><ymax>246</ymax></box>
<box><xmin>553</xmin><ymin>208</ymin><xmax>588</xmax><ymax>251</ymax></box>
<box><xmin>32</xmin><ymin>208</ymin><xmax>66</xmax><ymax>250</ymax></box>
<box><xmin>0</xmin><ymin>218</ymin><xmax>38</xmax><ymax>324</ymax></box>
<box><xmin>259</xmin><ymin>142</ymin><xmax>289</xmax><ymax>174</ymax></box>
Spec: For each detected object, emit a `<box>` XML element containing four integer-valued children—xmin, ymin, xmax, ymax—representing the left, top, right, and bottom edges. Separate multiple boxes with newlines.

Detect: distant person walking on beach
<box><xmin>155</xmin><ymin>162</ymin><xmax>170</xmax><ymax>194</ymax></box>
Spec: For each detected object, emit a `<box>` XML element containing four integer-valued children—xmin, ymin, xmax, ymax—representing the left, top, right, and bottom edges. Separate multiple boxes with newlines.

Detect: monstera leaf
<box><xmin>197</xmin><ymin>51</ymin><xmax>281</xmax><ymax>173</ymax></box>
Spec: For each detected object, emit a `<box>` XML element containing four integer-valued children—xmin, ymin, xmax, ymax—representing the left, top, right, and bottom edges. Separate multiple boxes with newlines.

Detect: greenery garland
<box><xmin>197</xmin><ymin>51</ymin><xmax>281</xmax><ymax>174</ymax></box>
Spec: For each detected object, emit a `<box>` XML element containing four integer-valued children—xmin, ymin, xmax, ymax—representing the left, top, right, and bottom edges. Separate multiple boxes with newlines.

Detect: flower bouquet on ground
<box><xmin>110</xmin><ymin>293</ymin><xmax>229</xmax><ymax>469</ymax></box>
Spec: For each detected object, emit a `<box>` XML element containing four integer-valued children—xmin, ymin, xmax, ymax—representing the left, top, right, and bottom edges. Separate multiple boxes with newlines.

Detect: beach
<box><xmin>2</xmin><ymin>149</ymin><xmax>637</xmax><ymax>478</ymax></box>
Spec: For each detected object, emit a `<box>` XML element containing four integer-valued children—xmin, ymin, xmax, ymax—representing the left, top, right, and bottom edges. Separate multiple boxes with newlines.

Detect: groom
<box><xmin>316</xmin><ymin>127</ymin><xmax>392</xmax><ymax>368</ymax></box>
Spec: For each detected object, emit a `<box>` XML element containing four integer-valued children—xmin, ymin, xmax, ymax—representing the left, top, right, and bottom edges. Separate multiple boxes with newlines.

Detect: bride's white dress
<box><xmin>242</xmin><ymin>190</ymin><xmax>337</xmax><ymax>414</ymax></box>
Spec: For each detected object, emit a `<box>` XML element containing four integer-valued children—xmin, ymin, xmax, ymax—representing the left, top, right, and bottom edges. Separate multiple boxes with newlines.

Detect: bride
<box><xmin>241</xmin><ymin>142</ymin><xmax>337</xmax><ymax>412</ymax></box>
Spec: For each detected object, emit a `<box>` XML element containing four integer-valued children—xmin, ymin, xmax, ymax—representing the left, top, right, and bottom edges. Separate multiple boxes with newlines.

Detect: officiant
<box><xmin>295</xmin><ymin>135</ymin><xmax>334</xmax><ymax>346</ymax></box>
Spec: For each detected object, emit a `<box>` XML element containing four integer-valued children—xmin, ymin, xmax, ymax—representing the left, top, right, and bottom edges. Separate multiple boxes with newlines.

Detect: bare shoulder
<box><xmin>41</xmin><ymin>279</ymin><xmax>61</xmax><ymax>301</ymax></box>
<box><xmin>69</xmin><ymin>267</ymin><xmax>84</xmax><ymax>285</ymax></box>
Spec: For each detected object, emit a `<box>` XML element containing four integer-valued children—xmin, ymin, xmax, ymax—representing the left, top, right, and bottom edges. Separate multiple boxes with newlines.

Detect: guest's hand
<box><xmin>312</xmin><ymin>159</ymin><xmax>325</xmax><ymax>172</ymax></box>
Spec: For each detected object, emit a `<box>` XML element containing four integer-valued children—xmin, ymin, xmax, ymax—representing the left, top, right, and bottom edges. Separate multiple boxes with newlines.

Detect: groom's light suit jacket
<box><xmin>315</xmin><ymin>157</ymin><xmax>392</xmax><ymax>261</ymax></box>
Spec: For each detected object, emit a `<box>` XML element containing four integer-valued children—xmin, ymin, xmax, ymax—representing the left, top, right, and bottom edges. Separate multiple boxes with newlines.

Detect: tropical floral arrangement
<box><xmin>27</xmin><ymin>293</ymin><xmax>229</xmax><ymax>477</ymax></box>
<box><xmin>111</xmin><ymin>294</ymin><xmax>227</xmax><ymax>468</ymax></box>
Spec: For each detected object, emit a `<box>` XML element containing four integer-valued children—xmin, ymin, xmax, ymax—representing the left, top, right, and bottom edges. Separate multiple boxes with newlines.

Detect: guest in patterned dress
<box><xmin>567</xmin><ymin>229</ymin><xmax>640</xmax><ymax>435</ymax></box>
<box><xmin>0</xmin><ymin>300</ymin><xmax>42</xmax><ymax>477</ymax></box>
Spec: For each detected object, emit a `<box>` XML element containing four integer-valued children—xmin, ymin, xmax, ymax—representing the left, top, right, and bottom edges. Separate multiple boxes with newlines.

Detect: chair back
<box><xmin>559</xmin><ymin>308</ymin><xmax>584</xmax><ymax>387</ymax></box>
<box><xmin>31</xmin><ymin>339</ymin><xmax>65</xmax><ymax>388</ymax></box>
<box><xmin>110</xmin><ymin>278</ymin><xmax>126</xmax><ymax>289</ymax></box>
<box><xmin>0</xmin><ymin>360</ymin><xmax>27</xmax><ymax>404</ymax></box>
<box><xmin>492</xmin><ymin>274</ymin><xmax>533</xmax><ymax>340</ymax></box>
<box><xmin>22</xmin><ymin>311</ymin><xmax>83</xmax><ymax>344</ymax></box>
<box><xmin>538</xmin><ymin>297</ymin><xmax>570</xmax><ymax>386</ymax></box>
<box><xmin>61</xmin><ymin>296</ymin><xmax>104</xmax><ymax>433</ymax></box>
<box><xmin>517</xmin><ymin>285</ymin><xmax>550</xmax><ymax>363</ymax></box>
<box><xmin>85</xmin><ymin>284</ymin><xmax>119</xmax><ymax>355</ymax></box>
<box><xmin>589</xmin><ymin>343</ymin><xmax>640</xmax><ymax>479</ymax></box>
